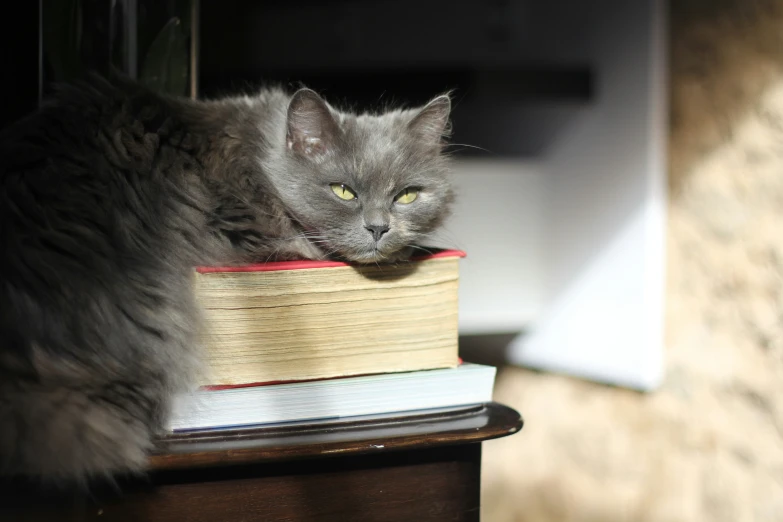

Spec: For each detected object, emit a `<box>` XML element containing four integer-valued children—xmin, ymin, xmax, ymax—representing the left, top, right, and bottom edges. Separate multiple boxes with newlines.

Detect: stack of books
<box><xmin>170</xmin><ymin>249</ymin><xmax>495</xmax><ymax>432</ymax></box>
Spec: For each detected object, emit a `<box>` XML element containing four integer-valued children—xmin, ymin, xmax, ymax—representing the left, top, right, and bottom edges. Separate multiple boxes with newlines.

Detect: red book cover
<box><xmin>195</xmin><ymin>248</ymin><xmax>466</xmax><ymax>274</ymax></box>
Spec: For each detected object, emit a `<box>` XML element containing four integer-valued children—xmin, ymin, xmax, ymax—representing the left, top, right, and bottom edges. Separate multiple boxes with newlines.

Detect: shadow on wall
<box><xmin>459</xmin><ymin>334</ymin><xmax>519</xmax><ymax>368</ymax></box>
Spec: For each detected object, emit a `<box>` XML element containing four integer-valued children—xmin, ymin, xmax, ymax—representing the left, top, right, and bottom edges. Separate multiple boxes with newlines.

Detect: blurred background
<box><xmin>3</xmin><ymin>0</ymin><xmax>782</xmax><ymax>519</ymax></box>
<box><xmin>482</xmin><ymin>1</ymin><xmax>783</xmax><ymax>520</ymax></box>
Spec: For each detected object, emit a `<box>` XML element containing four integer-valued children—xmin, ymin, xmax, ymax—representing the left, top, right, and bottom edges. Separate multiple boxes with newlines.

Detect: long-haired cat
<box><xmin>0</xmin><ymin>75</ymin><xmax>453</xmax><ymax>484</ymax></box>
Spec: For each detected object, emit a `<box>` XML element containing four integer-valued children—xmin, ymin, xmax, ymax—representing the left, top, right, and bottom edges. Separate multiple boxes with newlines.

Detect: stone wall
<box><xmin>481</xmin><ymin>2</ymin><xmax>783</xmax><ymax>520</ymax></box>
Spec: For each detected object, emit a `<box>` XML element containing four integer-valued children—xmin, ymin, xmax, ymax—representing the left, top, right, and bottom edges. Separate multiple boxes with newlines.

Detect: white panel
<box><xmin>508</xmin><ymin>0</ymin><xmax>667</xmax><ymax>391</ymax></box>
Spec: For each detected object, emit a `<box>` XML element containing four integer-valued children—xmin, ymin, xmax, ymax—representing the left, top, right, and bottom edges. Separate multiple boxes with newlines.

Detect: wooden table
<box><xmin>2</xmin><ymin>402</ymin><xmax>522</xmax><ymax>522</ymax></box>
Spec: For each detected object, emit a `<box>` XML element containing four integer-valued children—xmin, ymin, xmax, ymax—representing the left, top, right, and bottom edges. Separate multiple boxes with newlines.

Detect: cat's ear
<box><xmin>408</xmin><ymin>93</ymin><xmax>452</xmax><ymax>147</ymax></box>
<box><xmin>286</xmin><ymin>88</ymin><xmax>340</xmax><ymax>157</ymax></box>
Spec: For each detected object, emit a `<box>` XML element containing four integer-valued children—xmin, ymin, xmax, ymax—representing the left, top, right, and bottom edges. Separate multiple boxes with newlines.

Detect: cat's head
<box><xmin>273</xmin><ymin>88</ymin><xmax>454</xmax><ymax>263</ymax></box>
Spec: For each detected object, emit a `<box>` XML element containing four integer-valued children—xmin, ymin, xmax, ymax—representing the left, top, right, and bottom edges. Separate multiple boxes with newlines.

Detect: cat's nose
<box><xmin>365</xmin><ymin>224</ymin><xmax>390</xmax><ymax>242</ymax></box>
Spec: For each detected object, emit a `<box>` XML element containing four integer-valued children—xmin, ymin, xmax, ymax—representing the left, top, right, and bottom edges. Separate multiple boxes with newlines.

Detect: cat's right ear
<box><xmin>286</xmin><ymin>89</ymin><xmax>340</xmax><ymax>157</ymax></box>
<box><xmin>408</xmin><ymin>93</ymin><xmax>452</xmax><ymax>148</ymax></box>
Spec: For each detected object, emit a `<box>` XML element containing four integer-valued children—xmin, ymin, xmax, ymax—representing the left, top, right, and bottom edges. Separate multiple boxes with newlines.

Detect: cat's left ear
<box><xmin>286</xmin><ymin>88</ymin><xmax>340</xmax><ymax>157</ymax></box>
<box><xmin>408</xmin><ymin>94</ymin><xmax>452</xmax><ymax>148</ymax></box>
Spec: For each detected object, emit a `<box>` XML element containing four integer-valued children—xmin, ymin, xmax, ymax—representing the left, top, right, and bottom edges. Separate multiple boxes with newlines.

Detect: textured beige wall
<box><xmin>481</xmin><ymin>2</ymin><xmax>783</xmax><ymax>520</ymax></box>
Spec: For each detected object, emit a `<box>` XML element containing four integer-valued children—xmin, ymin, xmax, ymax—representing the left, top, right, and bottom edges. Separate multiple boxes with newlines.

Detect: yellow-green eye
<box><xmin>330</xmin><ymin>183</ymin><xmax>357</xmax><ymax>201</ymax></box>
<box><xmin>395</xmin><ymin>188</ymin><xmax>419</xmax><ymax>204</ymax></box>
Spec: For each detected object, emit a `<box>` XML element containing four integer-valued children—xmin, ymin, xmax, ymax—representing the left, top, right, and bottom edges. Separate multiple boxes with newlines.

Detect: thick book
<box><xmin>168</xmin><ymin>363</ymin><xmax>496</xmax><ymax>432</ymax></box>
<box><xmin>194</xmin><ymin>249</ymin><xmax>465</xmax><ymax>386</ymax></box>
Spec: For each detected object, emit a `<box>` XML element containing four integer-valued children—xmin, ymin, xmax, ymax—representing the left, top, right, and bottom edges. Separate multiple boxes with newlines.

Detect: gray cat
<box><xmin>0</xmin><ymin>75</ymin><xmax>453</xmax><ymax>484</ymax></box>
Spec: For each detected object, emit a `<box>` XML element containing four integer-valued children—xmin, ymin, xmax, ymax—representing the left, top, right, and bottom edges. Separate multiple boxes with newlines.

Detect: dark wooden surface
<box><xmin>4</xmin><ymin>445</ymin><xmax>483</xmax><ymax>522</ymax></box>
<box><xmin>152</xmin><ymin>402</ymin><xmax>522</xmax><ymax>470</ymax></box>
<box><xmin>1</xmin><ymin>402</ymin><xmax>523</xmax><ymax>522</ymax></box>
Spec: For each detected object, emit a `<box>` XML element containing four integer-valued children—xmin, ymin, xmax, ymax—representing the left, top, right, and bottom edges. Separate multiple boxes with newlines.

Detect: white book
<box><xmin>169</xmin><ymin>363</ymin><xmax>496</xmax><ymax>432</ymax></box>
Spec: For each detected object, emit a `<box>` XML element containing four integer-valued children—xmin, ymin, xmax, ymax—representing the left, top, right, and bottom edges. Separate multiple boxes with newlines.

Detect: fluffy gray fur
<box><xmin>0</xmin><ymin>75</ymin><xmax>454</xmax><ymax>484</ymax></box>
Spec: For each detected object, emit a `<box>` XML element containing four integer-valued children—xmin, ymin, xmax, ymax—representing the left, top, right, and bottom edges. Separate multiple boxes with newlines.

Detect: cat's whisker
<box><xmin>263</xmin><ymin>246</ymin><xmax>283</xmax><ymax>264</ymax></box>
<box><xmin>277</xmin><ymin>232</ymin><xmax>330</xmax><ymax>242</ymax></box>
<box><xmin>323</xmin><ymin>250</ymin><xmax>342</xmax><ymax>260</ymax></box>
<box><xmin>444</xmin><ymin>142</ymin><xmax>493</xmax><ymax>154</ymax></box>
<box><xmin>405</xmin><ymin>245</ymin><xmax>437</xmax><ymax>256</ymax></box>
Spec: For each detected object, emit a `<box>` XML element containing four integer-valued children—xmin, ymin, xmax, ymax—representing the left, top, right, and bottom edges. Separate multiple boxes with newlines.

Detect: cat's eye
<box><xmin>330</xmin><ymin>183</ymin><xmax>357</xmax><ymax>201</ymax></box>
<box><xmin>395</xmin><ymin>188</ymin><xmax>419</xmax><ymax>205</ymax></box>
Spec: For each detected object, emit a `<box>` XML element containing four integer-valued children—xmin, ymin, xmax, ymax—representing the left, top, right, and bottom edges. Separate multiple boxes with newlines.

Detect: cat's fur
<box><xmin>0</xmin><ymin>75</ymin><xmax>454</xmax><ymax>484</ymax></box>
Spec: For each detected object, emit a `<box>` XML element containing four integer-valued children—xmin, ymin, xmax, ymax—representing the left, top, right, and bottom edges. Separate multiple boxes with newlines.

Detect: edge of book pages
<box><xmin>200</xmin><ymin>356</ymin><xmax>465</xmax><ymax>391</ymax></box>
<box><xmin>193</xmin><ymin>247</ymin><xmax>465</xmax><ymax>386</ymax></box>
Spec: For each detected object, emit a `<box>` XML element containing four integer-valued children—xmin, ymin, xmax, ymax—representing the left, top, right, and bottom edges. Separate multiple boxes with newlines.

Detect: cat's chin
<box><xmin>343</xmin><ymin>246</ymin><xmax>414</xmax><ymax>265</ymax></box>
